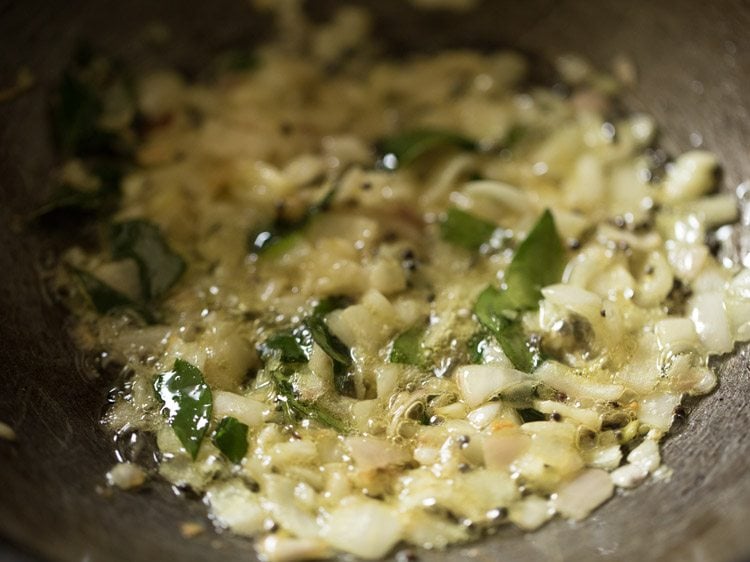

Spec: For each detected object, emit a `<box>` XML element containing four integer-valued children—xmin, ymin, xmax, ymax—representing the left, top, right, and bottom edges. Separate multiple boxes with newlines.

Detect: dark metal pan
<box><xmin>1</xmin><ymin>1</ymin><xmax>749</xmax><ymax>560</ymax></box>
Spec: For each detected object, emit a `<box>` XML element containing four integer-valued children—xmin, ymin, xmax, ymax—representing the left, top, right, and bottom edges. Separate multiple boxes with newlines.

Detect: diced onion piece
<box><xmin>462</xmin><ymin>179</ymin><xmax>533</xmax><ymax>214</ymax></box>
<box><xmin>655</xmin><ymin>318</ymin><xmax>700</xmax><ymax>354</ymax></box>
<box><xmin>256</xmin><ymin>535</ymin><xmax>333</xmax><ymax>562</ymax></box>
<box><xmin>401</xmin><ymin>509</ymin><xmax>469</xmax><ymax>549</ymax></box>
<box><xmin>635</xmin><ymin>251</ymin><xmax>673</xmax><ymax>308</ymax></box>
<box><xmin>542</xmin><ymin>284</ymin><xmax>603</xmax><ymax>322</ymax></box>
<box><xmin>689</xmin><ymin>292</ymin><xmax>734</xmax><ymax>355</ymax></box>
<box><xmin>263</xmin><ymin>474</ymin><xmax>321</xmax><ymax>539</ymax></box>
<box><xmin>638</xmin><ymin>393</ymin><xmax>682</xmax><ymax>432</ymax></box>
<box><xmin>536</xmin><ymin>361</ymin><xmax>625</xmax><ymax>402</ymax></box>
<box><xmin>206</xmin><ymin>480</ymin><xmax>266</xmax><ymax>536</ymax></box>
<box><xmin>627</xmin><ymin>438</ymin><xmax>661</xmax><ymax>473</ymax></box>
<box><xmin>552</xmin><ymin>468</ymin><xmax>614</xmax><ymax>521</ymax></box>
<box><xmin>534</xmin><ymin>399</ymin><xmax>601</xmax><ymax>429</ymax></box>
<box><xmin>508</xmin><ymin>495</ymin><xmax>553</xmax><ymax>530</ymax></box>
<box><xmin>455</xmin><ymin>365</ymin><xmax>526</xmax><ymax>408</ymax></box>
<box><xmin>729</xmin><ymin>269</ymin><xmax>750</xmax><ymax>299</ymax></box>
<box><xmin>585</xmin><ymin>445</ymin><xmax>623</xmax><ymax>470</ymax></box>
<box><xmin>662</xmin><ymin>150</ymin><xmax>718</xmax><ymax>203</ymax></box>
<box><xmin>269</xmin><ymin>440</ymin><xmax>319</xmax><ymax>468</ymax></box>
<box><xmin>323</xmin><ymin>499</ymin><xmax>403</xmax><ymax>559</ymax></box>
<box><xmin>106</xmin><ymin>462</ymin><xmax>146</xmax><ymax>490</ymax></box>
<box><xmin>0</xmin><ymin>421</ymin><xmax>16</xmax><ymax>441</ymax></box>
<box><xmin>213</xmin><ymin>390</ymin><xmax>267</xmax><ymax>427</ymax></box>
<box><xmin>482</xmin><ymin>432</ymin><xmax>530</xmax><ymax>470</ymax></box>
<box><xmin>467</xmin><ymin>402</ymin><xmax>502</xmax><ymax>429</ymax></box>
<box><xmin>345</xmin><ymin>436</ymin><xmax>411</xmax><ymax>471</ymax></box>
<box><xmin>611</xmin><ymin>463</ymin><xmax>649</xmax><ymax>488</ymax></box>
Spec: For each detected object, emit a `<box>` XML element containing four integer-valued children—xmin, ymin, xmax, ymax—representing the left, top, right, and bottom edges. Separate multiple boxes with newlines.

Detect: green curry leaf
<box><xmin>517</xmin><ymin>408</ymin><xmax>546</xmax><ymax>423</ymax></box>
<box><xmin>251</xmin><ymin>185</ymin><xmax>337</xmax><ymax>255</ymax></box>
<box><xmin>473</xmin><ymin>210</ymin><xmax>564</xmax><ymax>372</ymax></box>
<box><xmin>503</xmin><ymin>209</ymin><xmax>566</xmax><ymax>309</ymax></box>
<box><xmin>71</xmin><ymin>267</ymin><xmax>155</xmax><ymax>323</ymax></box>
<box><xmin>261</xmin><ymin>329</ymin><xmax>311</xmax><ymax>363</ymax></box>
<box><xmin>389</xmin><ymin>324</ymin><xmax>428</xmax><ymax>367</ymax></box>
<box><xmin>305</xmin><ymin>315</ymin><xmax>354</xmax><ymax>396</ymax></box>
<box><xmin>440</xmin><ymin>207</ymin><xmax>498</xmax><ymax>250</ymax></box>
<box><xmin>213</xmin><ymin>416</ymin><xmax>249</xmax><ymax>464</ymax></box>
<box><xmin>153</xmin><ymin>359</ymin><xmax>213</xmax><ymax>459</ymax></box>
<box><xmin>269</xmin><ymin>366</ymin><xmax>347</xmax><ymax>433</ymax></box>
<box><xmin>111</xmin><ymin>220</ymin><xmax>186</xmax><ymax>300</ymax></box>
<box><xmin>378</xmin><ymin>128</ymin><xmax>477</xmax><ymax>168</ymax></box>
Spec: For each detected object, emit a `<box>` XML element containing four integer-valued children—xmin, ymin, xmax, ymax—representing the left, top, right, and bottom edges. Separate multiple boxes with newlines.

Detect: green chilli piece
<box><xmin>213</xmin><ymin>416</ymin><xmax>249</xmax><ymax>464</ymax></box>
<box><xmin>154</xmin><ymin>358</ymin><xmax>213</xmax><ymax>459</ymax></box>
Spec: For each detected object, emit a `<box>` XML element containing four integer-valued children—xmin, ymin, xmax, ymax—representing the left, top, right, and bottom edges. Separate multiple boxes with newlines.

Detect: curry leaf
<box><xmin>213</xmin><ymin>49</ymin><xmax>260</xmax><ymax>73</ymax></box>
<box><xmin>251</xmin><ymin>185</ymin><xmax>337</xmax><ymax>255</ymax></box>
<box><xmin>473</xmin><ymin>209</ymin><xmax>564</xmax><ymax>372</ymax></box>
<box><xmin>378</xmin><ymin>128</ymin><xmax>477</xmax><ymax>168</ymax></box>
<box><xmin>497</xmin><ymin>319</ymin><xmax>543</xmax><ymax>373</ymax></box>
<box><xmin>32</xmin><ymin>160</ymin><xmax>127</xmax><ymax>220</ymax></box>
<box><xmin>261</xmin><ymin>297</ymin><xmax>354</xmax><ymax>395</ymax></box>
<box><xmin>305</xmin><ymin>315</ymin><xmax>354</xmax><ymax>396</ymax></box>
<box><xmin>305</xmin><ymin>316</ymin><xmax>351</xmax><ymax>368</ymax></box>
<box><xmin>71</xmin><ymin>267</ymin><xmax>155</xmax><ymax>323</ymax></box>
<box><xmin>440</xmin><ymin>207</ymin><xmax>497</xmax><ymax>250</ymax></box>
<box><xmin>213</xmin><ymin>416</ymin><xmax>249</xmax><ymax>464</ymax></box>
<box><xmin>517</xmin><ymin>408</ymin><xmax>546</xmax><ymax>423</ymax></box>
<box><xmin>466</xmin><ymin>331</ymin><xmax>488</xmax><ymax>364</ymax></box>
<box><xmin>474</xmin><ymin>285</ymin><xmax>517</xmax><ymax>334</ymax></box>
<box><xmin>269</xmin><ymin>367</ymin><xmax>347</xmax><ymax>433</ymax></box>
<box><xmin>111</xmin><ymin>220</ymin><xmax>186</xmax><ymax>300</ymax></box>
<box><xmin>52</xmin><ymin>46</ymin><xmax>135</xmax><ymax>157</ymax></box>
<box><xmin>503</xmin><ymin>209</ymin><xmax>566</xmax><ymax>309</ymax></box>
<box><xmin>313</xmin><ymin>295</ymin><xmax>352</xmax><ymax>317</ymax></box>
<box><xmin>261</xmin><ymin>329</ymin><xmax>311</xmax><ymax>363</ymax></box>
<box><xmin>389</xmin><ymin>324</ymin><xmax>428</xmax><ymax>367</ymax></box>
<box><xmin>153</xmin><ymin>359</ymin><xmax>213</xmax><ymax>459</ymax></box>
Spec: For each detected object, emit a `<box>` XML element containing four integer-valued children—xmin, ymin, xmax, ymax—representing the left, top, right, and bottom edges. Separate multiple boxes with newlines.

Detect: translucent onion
<box><xmin>455</xmin><ymin>364</ymin><xmax>527</xmax><ymax>408</ymax></box>
<box><xmin>323</xmin><ymin>499</ymin><xmax>403</xmax><ymax>559</ymax></box>
<box><xmin>552</xmin><ymin>468</ymin><xmax>614</xmax><ymax>521</ymax></box>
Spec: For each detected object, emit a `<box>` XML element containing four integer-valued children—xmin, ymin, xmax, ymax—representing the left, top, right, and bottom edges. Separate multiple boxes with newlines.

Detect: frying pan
<box><xmin>1</xmin><ymin>0</ymin><xmax>749</xmax><ymax>560</ymax></box>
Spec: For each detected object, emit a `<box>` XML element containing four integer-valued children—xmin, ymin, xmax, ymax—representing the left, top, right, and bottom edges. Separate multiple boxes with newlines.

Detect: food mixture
<box><xmin>45</xmin><ymin>3</ymin><xmax>750</xmax><ymax>560</ymax></box>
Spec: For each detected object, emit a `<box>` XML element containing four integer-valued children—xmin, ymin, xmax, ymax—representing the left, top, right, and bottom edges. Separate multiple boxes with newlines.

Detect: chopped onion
<box><xmin>345</xmin><ymin>435</ymin><xmax>411</xmax><ymax>471</ymax></box>
<box><xmin>213</xmin><ymin>390</ymin><xmax>267</xmax><ymax>427</ymax></box>
<box><xmin>106</xmin><ymin>462</ymin><xmax>146</xmax><ymax>490</ymax></box>
<box><xmin>627</xmin><ymin>438</ymin><xmax>661</xmax><ymax>473</ymax></box>
<box><xmin>508</xmin><ymin>495</ymin><xmax>553</xmax><ymax>530</ymax></box>
<box><xmin>552</xmin><ymin>468</ymin><xmax>614</xmax><ymax>521</ymax></box>
<box><xmin>482</xmin><ymin>432</ymin><xmax>530</xmax><ymax>470</ymax></box>
<box><xmin>536</xmin><ymin>361</ymin><xmax>625</xmax><ymax>401</ymax></box>
<box><xmin>662</xmin><ymin>150</ymin><xmax>719</xmax><ymax>203</ymax></box>
<box><xmin>256</xmin><ymin>535</ymin><xmax>333</xmax><ymax>562</ymax></box>
<box><xmin>610</xmin><ymin>463</ymin><xmax>649</xmax><ymax>488</ymax></box>
<box><xmin>689</xmin><ymin>292</ymin><xmax>734</xmax><ymax>355</ymax></box>
<box><xmin>206</xmin><ymin>480</ymin><xmax>266</xmax><ymax>536</ymax></box>
<box><xmin>455</xmin><ymin>365</ymin><xmax>526</xmax><ymax>408</ymax></box>
<box><xmin>323</xmin><ymin>499</ymin><xmax>403</xmax><ymax>559</ymax></box>
<box><xmin>638</xmin><ymin>393</ymin><xmax>681</xmax><ymax>432</ymax></box>
<box><xmin>467</xmin><ymin>402</ymin><xmax>502</xmax><ymax>429</ymax></box>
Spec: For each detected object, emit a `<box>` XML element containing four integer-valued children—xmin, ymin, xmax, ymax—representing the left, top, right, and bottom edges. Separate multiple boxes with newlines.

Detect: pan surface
<box><xmin>1</xmin><ymin>1</ymin><xmax>749</xmax><ymax>561</ymax></box>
